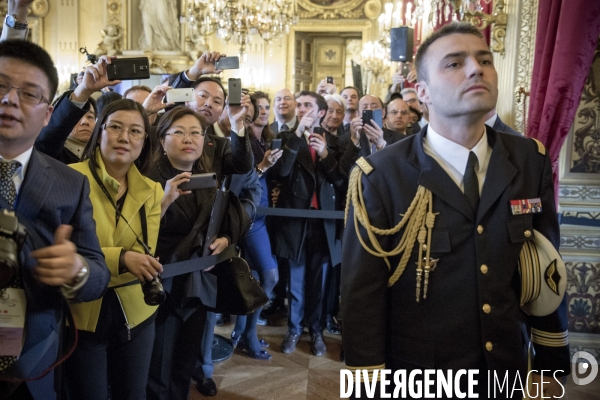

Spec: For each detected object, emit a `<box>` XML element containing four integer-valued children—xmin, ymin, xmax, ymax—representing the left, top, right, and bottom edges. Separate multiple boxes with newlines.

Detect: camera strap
<box><xmin>88</xmin><ymin>162</ymin><xmax>152</xmax><ymax>256</ymax></box>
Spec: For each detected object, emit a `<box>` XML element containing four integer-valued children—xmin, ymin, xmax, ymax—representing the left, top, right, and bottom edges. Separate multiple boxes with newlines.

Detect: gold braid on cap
<box><xmin>345</xmin><ymin>166</ymin><xmax>437</xmax><ymax>288</ymax></box>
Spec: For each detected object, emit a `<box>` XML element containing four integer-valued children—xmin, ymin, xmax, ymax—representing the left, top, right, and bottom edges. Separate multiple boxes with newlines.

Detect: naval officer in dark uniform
<box><xmin>341</xmin><ymin>22</ymin><xmax>569</xmax><ymax>399</ymax></box>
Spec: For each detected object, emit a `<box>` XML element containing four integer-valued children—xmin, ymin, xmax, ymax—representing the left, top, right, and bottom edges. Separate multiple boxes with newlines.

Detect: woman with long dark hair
<box><xmin>146</xmin><ymin>106</ymin><xmax>249</xmax><ymax>400</ymax></box>
<box><xmin>230</xmin><ymin>92</ymin><xmax>281</xmax><ymax>359</ymax></box>
<box><xmin>65</xmin><ymin>99</ymin><xmax>164</xmax><ymax>400</ymax></box>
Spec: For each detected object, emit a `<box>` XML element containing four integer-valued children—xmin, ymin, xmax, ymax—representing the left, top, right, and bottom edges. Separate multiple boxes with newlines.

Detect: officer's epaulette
<box><xmin>531</xmin><ymin>138</ymin><xmax>546</xmax><ymax>156</ymax></box>
<box><xmin>356</xmin><ymin>157</ymin><xmax>374</xmax><ymax>175</ymax></box>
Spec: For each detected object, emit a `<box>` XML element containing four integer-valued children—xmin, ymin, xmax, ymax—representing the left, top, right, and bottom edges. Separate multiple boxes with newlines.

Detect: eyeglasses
<box><xmin>0</xmin><ymin>80</ymin><xmax>50</xmax><ymax>105</ymax></box>
<box><xmin>165</xmin><ymin>130</ymin><xmax>205</xmax><ymax>138</ymax></box>
<box><xmin>405</xmin><ymin>98</ymin><xmax>419</xmax><ymax>105</ymax></box>
<box><xmin>102</xmin><ymin>123</ymin><xmax>147</xmax><ymax>140</ymax></box>
<box><xmin>388</xmin><ymin>110</ymin><xmax>410</xmax><ymax>116</ymax></box>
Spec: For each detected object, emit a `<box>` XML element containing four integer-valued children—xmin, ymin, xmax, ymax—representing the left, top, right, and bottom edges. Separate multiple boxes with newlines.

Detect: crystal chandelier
<box><xmin>361</xmin><ymin>41</ymin><xmax>390</xmax><ymax>79</ymax></box>
<box><xmin>186</xmin><ymin>0</ymin><xmax>298</xmax><ymax>54</ymax></box>
<box><xmin>376</xmin><ymin>1</ymin><xmax>506</xmax><ymax>54</ymax></box>
<box><xmin>377</xmin><ymin>1</ymin><xmax>423</xmax><ymax>49</ymax></box>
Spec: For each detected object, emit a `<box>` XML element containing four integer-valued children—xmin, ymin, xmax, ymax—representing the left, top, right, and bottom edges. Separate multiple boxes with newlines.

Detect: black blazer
<box><xmin>35</xmin><ymin>90</ymin><xmax>91</xmax><ymax>164</ymax></box>
<box><xmin>342</xmin><ymin>126</ymin><xmax>569</xmax><ymax>378</ymax></box>
<box><xmin>493</xmin><ymin>115</ymin><xmax>521</xmax><ymax>136</ymax></box>
<box><xmin>0</xmin><ymin>150</ymin><xmax>109</xmax><ymax>397</ymax></box>
<box><xmin>203</xmin><ymin>124</ymin><xmax>253</xmax><ymax>186</ymax></box>
<box><xmin>145</xmin><ymin>155</ymin><xmax>248</xmax><ymax>309</ymax></box>
<box><xmin>270</xmin><ymin>131</ymin><xmax>345</xmax><ymax>266</ymax></box>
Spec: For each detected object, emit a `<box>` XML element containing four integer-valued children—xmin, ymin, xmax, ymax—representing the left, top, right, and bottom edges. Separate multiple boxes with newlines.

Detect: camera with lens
<box><xmin>0</xmin><ymin>209</ymin><xmax>26</xmax><ymax>289</ymax></box>
<box><xmin>141</xmin><ymin>275</ymin><xmax>166</xmax><ymax>305</ymax></box>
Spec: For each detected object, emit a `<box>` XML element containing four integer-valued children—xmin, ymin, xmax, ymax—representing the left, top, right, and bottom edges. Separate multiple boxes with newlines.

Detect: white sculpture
<box><xmin>95</xmin><ymin>24</ymin><xmax>122</xmax><ymax>57</ymax></box>
<box><xmin>138</xmin><ymin>0</ymin><xmax>181</xmax><ymax>51</ymax></box>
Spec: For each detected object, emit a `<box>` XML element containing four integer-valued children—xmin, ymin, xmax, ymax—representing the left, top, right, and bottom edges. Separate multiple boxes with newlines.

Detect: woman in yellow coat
<box><xmin>65</xmin><ymin>99</ymin><xmax>164</xmax><ymax>400</ymax></box>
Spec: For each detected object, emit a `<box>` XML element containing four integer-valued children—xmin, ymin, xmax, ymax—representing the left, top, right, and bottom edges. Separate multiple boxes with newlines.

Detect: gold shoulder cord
<box><xmin>345</xmin><ymin>167</ymin><xmax>438</xmax><ymax>302</ymax></box>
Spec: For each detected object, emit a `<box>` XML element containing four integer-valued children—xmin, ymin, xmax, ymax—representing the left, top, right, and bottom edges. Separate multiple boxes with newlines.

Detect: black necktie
<box><xmin>280</xmin><ymin>124</ymin><xmax>289</xmax><ymax>133</ymax></box>
<box><xmin>464</xmin><ymin>151</ymin><xmax>479</xmax><ymax>211</ymax></box>
<box><xmin>0</xmin><ymin>160</ymin><xmax>21</xmax><ymax>209</ymax></box>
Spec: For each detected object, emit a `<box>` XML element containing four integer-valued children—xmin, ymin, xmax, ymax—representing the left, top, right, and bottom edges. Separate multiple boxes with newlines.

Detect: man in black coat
<box><xmin>342</xmin><ymin>22</ymin><xmax>569</xmax><ymax>399</ymax></box>
<box><xmin>270</xmin><ymin>91</ymin><xmax>344</xmax><ymax>357</ymax></box>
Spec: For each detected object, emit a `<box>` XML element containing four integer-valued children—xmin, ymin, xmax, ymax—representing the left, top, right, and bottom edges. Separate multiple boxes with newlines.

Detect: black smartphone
<box><xmin>271</xmin><ymin>138</ymin><xmax>282</xmax><ymax>150</ymax></box>
<box><xmin>362</xmin><ymin>109</ymin><xmax>383</xmax><ymax>129</ymax></box>
<box><xmin>179</xmin><ymin>173</ymin><xmax>217</xmax><ymax>191</ymax></box>
<box><xmin>362</xmin><ymin>110</ymin><xmax>373</xmax><ymax>127</ymax></box>
<box><xmin>106</xmin><ymin>57</ymin><xmax>150</xmax><ymax>80</ymax></box>
<box><xmin>326</xmin><ymin>76</ymin><xmax>333</xmax><ymax>84</ymax></box>
<box><xmin>228</xmin><ymin>78</ymin><xmax>242</xmax><ymax>106</ymax></box>
<box><xmin>401</xmin><ymin>62</ymin><xmax>412</xmax><ymax>78</ymax></box>
<box><xmin>215</xmin><ymin>56</ymin><xmax>240</xmax><ymax>70</ymax></box>
<box><xmin>312</xmin><ymin>127</ymin><xmax>324</xmax><ymax>135</ymax></box>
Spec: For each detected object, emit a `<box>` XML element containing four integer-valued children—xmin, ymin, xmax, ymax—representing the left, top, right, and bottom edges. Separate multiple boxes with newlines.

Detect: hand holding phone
<box><xmin>106</xmin><ymin>57</ymin><xmax>150</xmax><ymax>80</ymax></box>
<box><xmin>271</xmin><ymin>138</ymin><xmax>282</xmax><ymax>150</ymax></box>
<box><xmin>309</xmin><ymin>128</ymin><xmax>328</xmax><ymax>158</ymax></box>
<box><xmin>228</xmin><ymin>78</ymin><xmax>242</xmax><ymax>106</ymax></box>
<box><xmin>166</xmin><ymin>88</ymin><xmax>195</xmax><ymax>103</ymax></box>
<box><xmin>178</xmin><ymin>173</ymin><xmax>217</xmax><ymax>191</ymax></box>
<box><xmin>215</xmin><ymin>56</ymin><xmax>240</xmax><ymax>70</ymax></box>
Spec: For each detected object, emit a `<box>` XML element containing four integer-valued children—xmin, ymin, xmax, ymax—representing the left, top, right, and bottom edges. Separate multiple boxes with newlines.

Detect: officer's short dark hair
<box><xmin>415</xmin><ymin>22</ymin><xmax>484</xmax><ymax>83</ymax></box>
<box><xmin>0</xmin><ymin>39</ymin><xmax>59</xmax><ymax>100</ymax></box>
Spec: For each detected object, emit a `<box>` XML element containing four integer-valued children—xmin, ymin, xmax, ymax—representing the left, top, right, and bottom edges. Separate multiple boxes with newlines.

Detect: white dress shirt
<box><xmin>0</xmin><ymin>146</ymin><xmax>34</xmax><ymax>195</ymax></box>
<box><xmin>423</xmin><ymin>126</ymin><xmax>491</xmax><ymax>195</ymax></box>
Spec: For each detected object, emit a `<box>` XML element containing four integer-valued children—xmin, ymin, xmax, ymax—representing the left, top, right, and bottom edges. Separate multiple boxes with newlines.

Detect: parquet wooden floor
<box><xmin>189</xmin><ymin>315</ymin><xmax>600</xmax><ymax>400</ymax></box>
<box><xmin>189</xmin><ymin>314</ymin><xmax>344</xmax><ymax>400</ymax></box>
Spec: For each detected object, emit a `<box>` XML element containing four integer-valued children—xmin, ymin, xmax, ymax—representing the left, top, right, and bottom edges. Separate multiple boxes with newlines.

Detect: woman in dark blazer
<box><xmin>145</xmin><ymin>106</ymin><xmax>249</xmax><ymax>400</ymax></box>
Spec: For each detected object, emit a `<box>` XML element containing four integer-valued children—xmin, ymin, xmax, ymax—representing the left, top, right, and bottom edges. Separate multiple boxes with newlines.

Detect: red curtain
<box><xmin>527</xmin><ymin>1</ymin><xmax>600</xmax><ymax>200</ymax></box>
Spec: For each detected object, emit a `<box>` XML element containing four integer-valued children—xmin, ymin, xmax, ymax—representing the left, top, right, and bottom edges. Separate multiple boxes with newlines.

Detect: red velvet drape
<box><xmin>527</xmin><ymin>0</ymin><xmax>600</xmax><ymax>201</ymax></box>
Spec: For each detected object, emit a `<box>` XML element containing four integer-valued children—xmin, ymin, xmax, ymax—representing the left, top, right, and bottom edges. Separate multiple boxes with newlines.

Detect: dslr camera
<box><xmin>141</xmin><ymin>275</ymin><xmax>166</xmax><ymax>306</ymax></box>
<box><xmin>0</xmin><ymin>209</ymin><xmax>26</xmax><ymax>288</ymax></box>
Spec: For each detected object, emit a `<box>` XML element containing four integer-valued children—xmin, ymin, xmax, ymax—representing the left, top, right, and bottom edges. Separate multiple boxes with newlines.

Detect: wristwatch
<box><xmin>5</xmin><ymin>14</ymin><xmax>28</xmax><ymax>30</ymax></box>
<box><xmin>256</xmin><ymin>166</ymin><xmax>264</xmax><ymax>177</ymax></box>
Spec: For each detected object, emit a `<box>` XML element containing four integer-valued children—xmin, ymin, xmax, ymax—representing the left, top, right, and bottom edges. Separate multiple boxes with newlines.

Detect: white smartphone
<box><xmin>166</xmin><ymin>88</ymin><xmax>195</xmax><ymax>103</ymax></box>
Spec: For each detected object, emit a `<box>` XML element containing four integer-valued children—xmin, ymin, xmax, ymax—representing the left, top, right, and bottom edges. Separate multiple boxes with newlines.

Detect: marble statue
<box><xmin>138</xmin><ymin>0</ymin><xmax>181</xmax><ymax>51</ymax></box>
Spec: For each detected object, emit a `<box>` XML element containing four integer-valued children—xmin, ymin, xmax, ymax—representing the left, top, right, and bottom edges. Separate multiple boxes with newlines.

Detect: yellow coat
<box><xmin>69</xmin><ymin>152</ymin><xmax>164</xmax><ymax>332</ymax></box>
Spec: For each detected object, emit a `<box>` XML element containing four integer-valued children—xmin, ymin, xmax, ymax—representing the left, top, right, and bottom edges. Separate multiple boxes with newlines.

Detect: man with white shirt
<box><xmin>0</xmin><ymin>39</ymin><xmax>109</xmax><ymax>399</ymax></box>
<box><xmin>269</xmin><ymin>88</ymin><xmax>297</xmax><ymax>135</ymax></box>
<box><xmin>342</xmin><ymin>22</ymin><xmax>568</xmax><ymax>398</ymax></box>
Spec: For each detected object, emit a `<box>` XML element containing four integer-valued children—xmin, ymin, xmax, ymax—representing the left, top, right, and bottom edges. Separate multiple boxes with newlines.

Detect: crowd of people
<box><xmin>0</xmin><ymin>1</ymin><xmax>570</xmax><ymax>399</ymax></box>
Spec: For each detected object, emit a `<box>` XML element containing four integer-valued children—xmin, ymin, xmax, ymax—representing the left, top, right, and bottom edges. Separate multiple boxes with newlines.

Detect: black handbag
<box><xmin>206</xmin><ymin>256</ymin><xmax>269</xmax><ymax>315</ymax></box>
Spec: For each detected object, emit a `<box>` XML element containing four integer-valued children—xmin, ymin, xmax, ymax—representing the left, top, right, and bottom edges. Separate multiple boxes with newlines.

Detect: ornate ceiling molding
<box><xmin>296</xmin><ymin>0</ymin><xmax>366</xmax><ymax>19</ymax></box>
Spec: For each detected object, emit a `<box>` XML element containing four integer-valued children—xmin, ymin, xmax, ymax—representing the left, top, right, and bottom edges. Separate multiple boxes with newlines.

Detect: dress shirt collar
<box><xmin>278</xmin><ymin>116</ymin><xmax>297</xmax><ymax>131</ymax></box>
<box><xmin>426</xmin><ymin>125</ymin><xmax>489</xmax><ymax>174</ymax></box>
<box><xmin>0</xmin><ymin>146</ymin><xmax>34</xmax><ymax>193</ymax></box>
<box><xmin>485</xmin><ymin>113</ymin><xmax>498</xmax><ymax>128</ymax></box>
<box><xmin>213</xmin><ymin>122</ymin><xmax>226</xmax><ymax>138</ymax></box>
